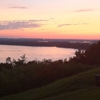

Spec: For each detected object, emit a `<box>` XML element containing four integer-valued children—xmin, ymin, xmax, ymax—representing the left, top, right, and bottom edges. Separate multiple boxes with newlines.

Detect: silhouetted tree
<box><xmin>69</xmin><ymin>41</ymin><xmax>100</xmax><ymax>65</ymax></box>
<box><xmin>85</xmin><ymin>41</ymin><xmax>100</xmax><ymax>65</ymax></box>
<box><xmin>13</xmin><ymin>54</ymin><xmax>27</xmax><ymax>66</ymax></box>
<box><xmin>6</xmin><ymin>57</ymin><xmax>11</xmax><ymax>64</ymax></box>
<box><xmin>6</xmin><ymin>57</ymin><xmax>15</xmax><ymax>67</ymax></box>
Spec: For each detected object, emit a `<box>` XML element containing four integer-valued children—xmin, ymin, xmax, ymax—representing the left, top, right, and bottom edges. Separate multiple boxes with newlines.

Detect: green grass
<box><xmin>1</xmin><ymin>67</ymin><xmax>100</xmax><ymax>100</ymax></box>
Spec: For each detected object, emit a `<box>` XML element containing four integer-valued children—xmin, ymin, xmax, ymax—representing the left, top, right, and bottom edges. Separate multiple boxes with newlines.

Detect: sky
<box><xmin>0</xmin><ymin>0</ymin><xmax>100</xmax><ymax>39</ymax></box>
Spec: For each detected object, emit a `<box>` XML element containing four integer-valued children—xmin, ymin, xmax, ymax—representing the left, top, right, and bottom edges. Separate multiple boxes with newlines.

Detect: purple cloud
<box><xmin>58</xmin><ymin>23</ymin><xmax>89</xmax><ymax>27</ymax></box>
<box><xmin>58</xmin><ymin>24</ymin><xmax>72</xmax><ymax>27</ymax></box>
<box><xmin>0</xmin><ymin>20</ymin><xmax>43</xmax><ymax>30</ymax></box>
<box><xmin>9</xmin><ymin>6</ymin><xmax>28</xmax><ymax>9</ymax></box>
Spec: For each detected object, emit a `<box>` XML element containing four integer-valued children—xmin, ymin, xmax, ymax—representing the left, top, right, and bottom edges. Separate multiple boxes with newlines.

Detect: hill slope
<box><xmin>1</xmin><ymin>67</ymin><xmax>100</xmax><ymax>100</ymax></box>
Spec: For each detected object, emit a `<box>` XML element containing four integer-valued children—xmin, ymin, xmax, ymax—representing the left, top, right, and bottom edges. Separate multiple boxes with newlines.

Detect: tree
<box><xmin>85</xmin><ymin>41</ymin><xmax>100</xmax><ymax>65</ymax></box>
<box><xmin>6</xmin><ymin>57</ymin><xmax>11</xmax><ymax>64</ymax></box>
<box><xmin>13</xmin><ymin>54</ymin><xmax>27</xmax><ymax>66</ymax></box>
<box><xmin>6</xmin><ymin>54</ymin><xmax>27</xmax><ymax>67</ymax></box>
<box><xmin>6</xmin><ymin>57</ymin><xmax>15</xmax><ymax>67</ymax></box>
<box><xmin>69</xmin><ymin>41</ymin><xmax>100</xmax><ymax>65</ymax></box>
<box><xmin>69</xmin><ymin>49</ymin><xmax>86</xmax><ymax>63</ymax></box>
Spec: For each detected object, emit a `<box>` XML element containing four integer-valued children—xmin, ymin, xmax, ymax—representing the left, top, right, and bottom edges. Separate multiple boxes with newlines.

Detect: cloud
<box><xmin>0</xmin><ymin>20</ymin><xmax>44</xmax><ymax>30</ymax></box>
<box><xmin>50</xmin><ymin>18</ymin><xmax>55</xmax><ymax>20</ymax></box>
<box><xmin>58</xmin><ymin>24</ymin><xmax>72</xmax><ymax>27</ymax></box>
<box><xmin>73</xmin><ymin>9</ymin><xmax>94</xmax><ymax>12</ymax></box>
<box><xmin>9</xmin><ymin>6</ymin><xmax>28</xmax><ymax>9</ymax></box>
<box><xmin>58</xmin><ymin>23</ymin><xmax>89</xmax><ymax>27</ymax></box>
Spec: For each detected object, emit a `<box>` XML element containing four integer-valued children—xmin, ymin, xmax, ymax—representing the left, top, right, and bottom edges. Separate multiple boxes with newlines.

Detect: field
<box><xmin>1</xmin><ymin>67</ymin><xmax>100</xmax><ymax>100</ymax></box>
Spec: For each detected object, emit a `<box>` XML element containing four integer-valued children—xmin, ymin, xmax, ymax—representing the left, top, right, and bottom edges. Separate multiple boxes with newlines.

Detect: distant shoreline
<box><xmin>0</xmin><ymin>38</ymin><xmax>93</xmax><ymax>50</ymax></box>
<box><xmin>0</xmin><ymin>42</ymin><xmax>90</xmax><ymax>50</ymax></box>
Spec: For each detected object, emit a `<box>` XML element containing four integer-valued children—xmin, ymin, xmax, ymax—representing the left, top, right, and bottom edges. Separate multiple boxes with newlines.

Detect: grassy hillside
<box><xmin>0</xmin><ymin>67</ymin><xmax>100</xmax><ymax>100</ymax></box>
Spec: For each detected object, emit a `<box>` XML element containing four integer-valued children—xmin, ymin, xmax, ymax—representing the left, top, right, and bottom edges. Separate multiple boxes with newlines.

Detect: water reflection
<box><xmin>0</xmin><ymin>45</ymin><xmax>77</xmax><ymax>63</ymax></box>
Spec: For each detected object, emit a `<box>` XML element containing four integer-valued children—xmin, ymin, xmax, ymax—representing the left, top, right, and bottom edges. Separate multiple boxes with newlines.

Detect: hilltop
<box><xmin>0</xmin><ymin>67</ymin><xmax>100</xmax><ymax>100</ymax></box>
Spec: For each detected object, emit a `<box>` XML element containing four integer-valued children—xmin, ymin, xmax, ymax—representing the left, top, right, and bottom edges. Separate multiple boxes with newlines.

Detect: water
<box><xmin>0</xmin><ymin>45</ymin><xmax>77</xmax><ymax>63</ymax></box>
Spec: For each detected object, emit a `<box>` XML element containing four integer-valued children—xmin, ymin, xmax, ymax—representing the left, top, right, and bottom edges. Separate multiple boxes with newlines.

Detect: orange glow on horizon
<box><xmin>0</xmin><ymin>29</ymin><xmax>100</xmax><ymax>40</ymax></box>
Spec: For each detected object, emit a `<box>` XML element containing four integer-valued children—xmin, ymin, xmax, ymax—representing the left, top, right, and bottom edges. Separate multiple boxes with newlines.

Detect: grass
<box><xmin>0</xmin><ymin>67</ymin><xmax>100</xmax><ymax>100</ymax></box>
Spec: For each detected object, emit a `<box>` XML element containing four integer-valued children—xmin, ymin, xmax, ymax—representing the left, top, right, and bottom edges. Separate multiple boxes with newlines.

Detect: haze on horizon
<box><xmin>0</xmin><ymin>0</ymin><xmax>100</xmax><ymax>40</ymax></box>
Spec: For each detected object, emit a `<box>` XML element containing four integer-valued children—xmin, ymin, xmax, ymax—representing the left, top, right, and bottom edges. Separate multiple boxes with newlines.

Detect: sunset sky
<box><xmin>0</xmin><ymin>0</ymin><xmax>100</xmax><ymax>39</ymax></box>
